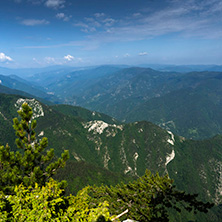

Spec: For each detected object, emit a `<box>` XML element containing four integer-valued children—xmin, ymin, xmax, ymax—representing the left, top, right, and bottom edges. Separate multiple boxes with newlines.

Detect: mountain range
<box><xmin>0</xmin><ymin>92</ymin><xmax>222</xmax><ymax>221</ymax></box>
<box><xmin>1</xmin><ymin>65</ymin><xmax>222</xmax><ymax>220</ymax></box>
<box><xmin>16</xmin><ymin>65</ymin><xmax>222</xmax><ymax>140</ymax></box>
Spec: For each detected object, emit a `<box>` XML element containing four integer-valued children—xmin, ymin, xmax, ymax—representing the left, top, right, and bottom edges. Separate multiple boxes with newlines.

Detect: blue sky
<box><xmin>1</xmin><ymin>0</ymin><xmax>222</xmax><ymax>68</ymax></box>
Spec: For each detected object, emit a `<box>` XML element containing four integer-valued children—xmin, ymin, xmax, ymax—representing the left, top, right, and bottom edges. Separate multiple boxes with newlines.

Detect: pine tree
<box><xmin>0</xmin><ymin>102</ymin><xmax>69</xmax><ymax>194</ymax></box>
<box><xmin>89</xmin><ymin>170</ymin><xmax>214</xmax><ymax>221</ymax></box>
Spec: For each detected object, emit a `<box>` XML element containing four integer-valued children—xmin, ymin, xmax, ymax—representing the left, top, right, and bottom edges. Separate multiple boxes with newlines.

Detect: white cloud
<box><xmin>74</xmin><ymin>22</ymin><xmax>97</xmax><ymax>33</ymax></box>
<box><xmin>21</xmin><ymin>19</ymin><xmax>49</xmax><ymax>26</ymax></box>
<box><xmin>102</xmin><ymin>18</ymin><xmax>116</xmax><ymax>26</ymax></box>
<box><xmin>28</xmin><ymin>0</ymin><xmax>43</xmax><ymax>5</ymax></box>
<box><xmin>45</xmin><ymin>57</ymin><xmax>56</xmax><ymax>63</ymax></box>
<box><xmin>139</xmin><ymin>52</ymin><xmax>148</xmax><ymax>56</ymax></box>
<box><xmin>94</xmin><ymin>13</ymin><xmax>105</xmax><ymax>18</ymax></box>
<box><xmin>75</xmin><ymin>15</ymin><xmax>116</xmax><ymax>33</ymax></box>
<box><xmin>0</xmin><ymin>53</ymin><xmax>13</xmax><ymax>62</ymax></box>
<box><xmin>74</xmin><ymin>22</ymin><xmax>89</xmax><ymax>29</ymax></box>
<box><xmin>56</xmin><ymin>12</ymin><xmax>72</xmax><ymax>21</ymax></box>
<box><xmin>45</xmin><ymin>0</ymin><xmax>65</xmax><ymax>9</ymax></box>
<box><xmin>72</xmin><ymin>0</ymin><xmax>222</xmax><ymax>47</ymax></box>
<box><xmin>124</xmin><ymin>53</ymin><xmax>130</xmax><ymax>57</ymax></box>
<box><xmin>64</xmin><ymin>55</ymin><xmax>74</xmax><ymax>61</ymax></box>
<box><xmin>133</xmin><ymin>13</ymin><xmax>142</xmax><ymax>17</ymax></box>
<box><xmin>56</xmin><ymin>12</ymin><xmax>65</xmax><ymax>19</ymax></box>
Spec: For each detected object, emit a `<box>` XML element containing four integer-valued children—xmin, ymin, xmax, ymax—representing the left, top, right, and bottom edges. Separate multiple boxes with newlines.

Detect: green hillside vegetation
<box><xmin>52</xmin><ymin>104</ymin><xmax>118</xmax><ymax>124</ymax></box>
<box><xmin>2</xmin><ymin>67</ymin><xmax>222</xmax><ymax>140</ymax></box>
<box><xmin>0</xmin><ymin>93</ymin><xmax>222</xmax><ymax>221</ymax></box>
<box><xmin>0</xmin><ymin>104</ymin><xmax>213</xmax><ymax>221</ymax></box>
<box><xmin>0</xmin><ymin>84</ymin><xmax>33</xmax><ymax>97</ymax></box>
<box><xmin>54</xmin><ymin>160</ymin><xmax>133</xmax><ymax>195</ymax></box>
<box><xmin>64</xmin><ymin>67</ymin><xmax>179</xmax><ymax>116</ymax></box>
<box><xmin>0</xmin><ymin>94</ymin><xmax>175</xmax><ymax>176</ymax></box>
<box><xmin>126</xmin><ymin>84</ymin><xmax>222</xmax><ymax>139</ymax></box>
<box><xmin>0</xmin><ymin>74</ymin><xmax>59</xmax><ymax>102</ymax></box>
<box><xmin>31</xmin><ymin>66</ymin><xmax>122</xmax><ymax>102</ymax></box>
<box><xmin>31</xmin><ymin>66</ymin><xmax>222</xmax><ymax>140</ymax></box>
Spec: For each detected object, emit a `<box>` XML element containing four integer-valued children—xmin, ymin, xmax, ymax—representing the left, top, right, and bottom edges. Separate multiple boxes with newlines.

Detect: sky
<box><xmin>1</xmin><ymin>0</ymin><xmax>222</xmax><ymax>68</ymax></box>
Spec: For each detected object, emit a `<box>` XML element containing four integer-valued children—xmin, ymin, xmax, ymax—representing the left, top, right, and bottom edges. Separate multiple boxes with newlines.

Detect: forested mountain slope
<box><xmin>126</xmin><ymin>82</ymin><xmax>222</xmax><ymax>139</ymax></box>
<box><xmin>0</xmin><ymin>74</ymin><xmax>59</xmax><ymax>102</ymax></box>
<box><xmin>0</xmin><ymin>93</ymin><xmax>222</xmax><ymax>221</ymax></box>
<box><xmin>41</xmin><ymin>67</ymin><xmax>222</xmax><ymax>140</ymax></box>
<box><xmin>2</xmin><ymin>66</ymin><xmax>222</xmax><ymax>140</ymax></box>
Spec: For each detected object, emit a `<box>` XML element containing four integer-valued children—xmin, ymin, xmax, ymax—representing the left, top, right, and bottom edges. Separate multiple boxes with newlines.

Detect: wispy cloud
<box><xmin>94</xmin><ymin>13</ymin><xmax>105</xmax><ymax>18</ymax></box>
<box><xmin>124</xmin><ymin>53</ymin><xmax>130</xmax><ymax>57</ymax></box>
<box><xmin>0</xmin><ymin>53</ymin><xmax>13</xmax><ymax>62</ymax></box>
<box><xmin>27</xmin><ymin>0</ymin><xmax>43</xmax><ymax>5</ymax></box>
<box><xmin>45</xmin><ymin>56</ymin><xmax>56</xmax><ymax>64</ymax></box>
<box><xmin>132</xmin><ymin>12</ymin><xmax>142</xmax><ymax>17</ymax></box>
<box><xmin>74</xmin><ymin>22</ymin><xmax>97</xmax><ymax>33</ymax></box>
<box><xmin>56</xmin><ymin>12</ymin><xmax>72</xmax><ymax>21</ymax></box>
<box><xmin>14</xmin><ymin>0</ymin><xmax>65</xmax><ymax>7</ymax></box>
<box><xmin>32</xmin><ymin>55</ymin><xmax>83</xmax><ymax>66</ymax></box>
<box><xmin>45</xmin><ymin>0</ymin><xmax>65</xmax><ymax>9</ymax></box>
<box><xmin>74</xmin><ymin>13</ymin><xmax>116</xmax><ymax>33</ymax></box>
<box><xmin>74</xmin><ymin>0</ymin><xmax>222</xmax><ymax>45</ymax></box>
<box><xmin>21</xmin><ymin>19</ymin><xmax>50</xmax><ymax>26</ymax></box>
<box><xmin>17</xmin><ymin>0</ymin><xmax>222</xmax><ymax>55</ymax></box>
<box><xmin>102</xmin><ymin>18</ymin><xmax>115</xmax><ymax>26</ymax></box>
<box><xmin>139</xmin><ymin>52</ymin><xmax>148</xmax><ymax>56</ymax></box>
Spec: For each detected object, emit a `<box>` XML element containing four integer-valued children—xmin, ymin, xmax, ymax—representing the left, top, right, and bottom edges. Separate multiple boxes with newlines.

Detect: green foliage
<box><xmin>52</xmin><ymin>104</ymin><xmax>118</xmax><ymax>124</ymax></box>
<box><xmin>0</xmin><ymin>179</ymin><xmax>113</xmax><ymax>222</ymax></box>
<box><xmin>0</xmin><ymin>74</ymin><xmax>58</xmax><ymax>103</ymax></box>
<box><xmin>54</xmin><ymin>160</ymin><xmax>133</xmax><ymax>195</ymax></box>
<box><xmin>0</xmin><ymin>103</ymin><xmax>69</xmax><ymax>194</ymax></box>
<box><xmin>0</xmin><ymin>93</ymin><xmax>220</xmax><ymax>221</ymax></box>
<box><xmin>89</xmin><ymin>170</ymin><xmax>213</xmax><ymax>221</ymax></box>
<box><xmin>0</xmin><ymin>102</ymin><xmax>112</xmax><ymax>221</ymax></box>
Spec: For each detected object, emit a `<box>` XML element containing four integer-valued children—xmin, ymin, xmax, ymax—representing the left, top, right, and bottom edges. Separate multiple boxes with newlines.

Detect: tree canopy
<box><xmin>0</xmin><ymin>102</ymin><xmax>69</xmax><ymax>194</ymax></box>
<box><xmin>89</xmin><ymin>170</ymin><xmax>214</xmax><ymax>221</ymax></box>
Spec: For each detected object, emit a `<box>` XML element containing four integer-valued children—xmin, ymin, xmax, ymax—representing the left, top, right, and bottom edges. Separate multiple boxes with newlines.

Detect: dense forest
<box><xmin>0</xmin><ymin>103</ymin><xmax>214</xmax><ymax>221</ymax></box>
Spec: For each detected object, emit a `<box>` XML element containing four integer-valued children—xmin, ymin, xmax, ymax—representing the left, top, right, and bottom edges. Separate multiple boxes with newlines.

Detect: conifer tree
<box><xmin>0</xmin><ymin>103</ymin><xmax>69</xmax><ymax>194</ymax></box>
<box><xmin>89</xmin><ymin>170</ymin><xmax>214</xmax><ymax>221</ymax></box>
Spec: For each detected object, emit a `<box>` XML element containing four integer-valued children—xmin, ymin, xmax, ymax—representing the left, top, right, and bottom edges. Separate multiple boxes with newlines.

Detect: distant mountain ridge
<box><xmin>1</xmin><ymin>65</ymin><xmax>222</xmax><ymax>140</ymax></box>
<box><xmin>37</xmin><ymin>66</ymin><xmax>221</xmax><ymax>140</ymax></box>
<box><xmin>0</xmin><ymin>74</ymin><xmax>60</xmax><ymax>103</ymax></box>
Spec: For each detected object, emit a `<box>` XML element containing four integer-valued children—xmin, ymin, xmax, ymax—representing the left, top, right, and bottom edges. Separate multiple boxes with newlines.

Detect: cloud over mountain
<box><xmin>0</xmin><ymin>53</ymin><xmax>13</xmax><ymax>62</ymax></box>
<box><xmin>64</xmin><ymin>55</ymin><xmax>74</xmax><ymax>61</ymax></box>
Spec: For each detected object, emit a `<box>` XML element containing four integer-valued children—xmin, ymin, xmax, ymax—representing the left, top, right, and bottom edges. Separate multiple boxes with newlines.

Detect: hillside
<box><xmin>38</xmin><ymin>67</ymin><xmax>222</xmax><ymax>140</ymax></box>
<box><xmin>2</xmin><ymin>66</ymin><xmax>222</xmax><ymax>140</ymax></box>
<box><xmin>0</xmin><ymin>94</ymin><xmax>174</xmax><ymax>176</ymax></box>
<box><xmin>0</xmin><ymin>74</ymin><xmax>60</xmax><ymax>103</ymax></box>
<box><xmin>125</xmin><ymin>71</ymin><xmax>222</xmax><ymax>139</ymax></box>
<box><xmin>0</xmin><ymin>93</ymin><xmax>222</xmax><ymax>221</ymax></box>
<box><xmin>51</xmin><ymin>104</ymin><xmax>118</xmax><ymax>124</ymax></box>
<box><xmin>0</xmin><ymin>84</ymin><xmax>34</xmax><ymax>97</ymax></box>
<box><xmin>28</xmin><ymin>65</ymin><xmax>123</xmax><ymax>102</ymax></box>
<box><xmin>62</xmin><ymin>67</ymin><xmax>180</xmax><ymax>113</ymax></box>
